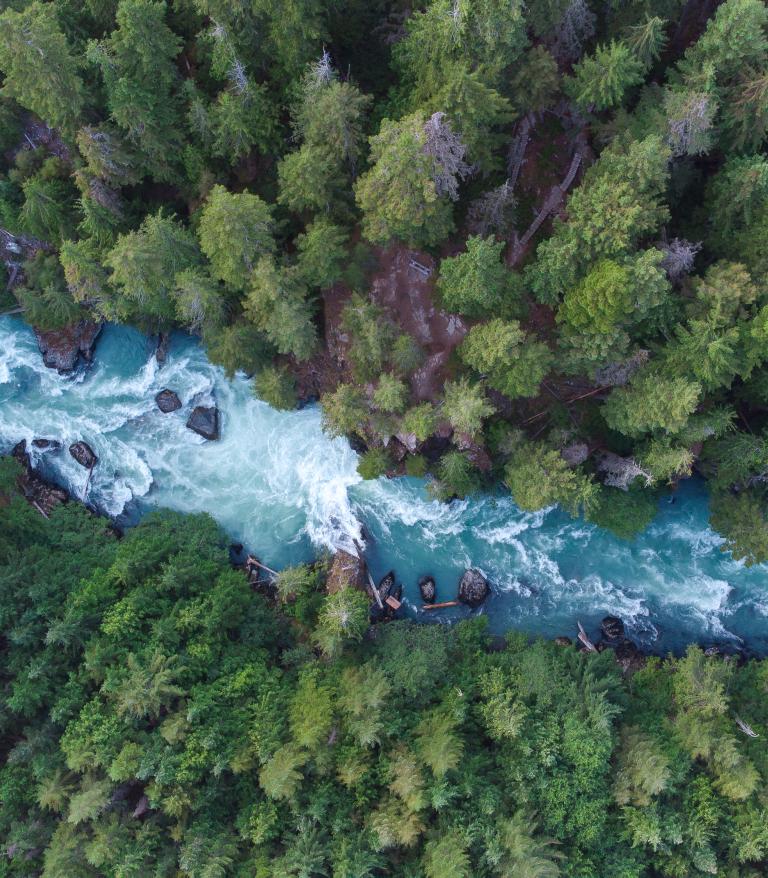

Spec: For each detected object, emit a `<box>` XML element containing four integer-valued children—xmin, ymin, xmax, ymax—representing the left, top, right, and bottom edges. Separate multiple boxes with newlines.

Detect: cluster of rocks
<box><xmin>155</xmin><ymin>388</ymin><xmax>220</xmax><ymax>441</ymax></box>
<box><xmin>418</xmin><ymin>568</ymin><xmax>490</xmax><ymax>608</ymax></box>
<box><xmin>33</xmin><ymin>326</ymin><xmax>221</xmax><ymax>442</ymax></box>
<box><xmin>10</xmin><ymin>440</ymin><xmax>68</xmax><ymax>516</ymax></box>
<box><xmin>556</xmin><ymin>615</ymin><xmax>646</xmax><ymax>674</ymax></box>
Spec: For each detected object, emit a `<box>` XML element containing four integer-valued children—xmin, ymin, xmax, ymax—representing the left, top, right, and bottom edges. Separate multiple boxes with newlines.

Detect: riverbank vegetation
<box><xmin>1</xmin><ymin>458</ymin><xmax>767</xmax><ymax>877</ymax></box>
<box><xmin>2</xmin><ymin>2</ymin><xmax>768</xmax><ymax>553</ymax></box>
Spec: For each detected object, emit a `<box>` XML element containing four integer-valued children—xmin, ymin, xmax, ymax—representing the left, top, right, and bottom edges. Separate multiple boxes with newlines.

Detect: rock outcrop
<box><xmin>186</xmin><ymin>405</ymin><xmax>219</xmax><ymax>440</ymax></box>
<box><xmin>10</xmin><ymin>440</ymin><xmax>68</xmax><ymax>516</ymax></box>
<box><xmin>418</xmin><ymin>575</ymin><xmax>436</xmax><ymax>603</ymax></box>
<box><xmin>601</xmin><ymin>616</ymin><xmax>625</xmax><ymax>641</ymax></box>
<box><xmin>457</xmin><ymin>568</ymin><xmax>490</xmax><ymax>608</ymax></box>
<box><xmin>326</xmin><ymin>549</ymin><xmax>367</xmax><ymax>594</ymax></box>
<box><xmin>69</xmin><ymin>441</ymin><xmax>98</xmax><ymax>469</ymax></box>
<box><xmin>35</xmin><ymin>321</ymin><xmax>102</xmax><ymax>372</ymax></box>
<box><xmin>155</xmin><ymin>389</ymin><xmax>182</xmax><ymax>413</ymax></box>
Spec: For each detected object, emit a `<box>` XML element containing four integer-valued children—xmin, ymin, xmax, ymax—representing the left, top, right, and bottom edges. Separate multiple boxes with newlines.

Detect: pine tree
<box><xmin>198</xmin><ymin>185</ymin><xmax>275</xmax><ymax>291</ymax></box>
<box><xmin>87</xmin><ymin>0</ymin><xmax>184</xmax><ymax>181</ymax></box>
<box><xmin>0</xmin><ymin>3</ymin><xmax>87</xmax><ymax>136</ymax></box>
<box><xmin>460</xmin><ymin>319</ymin><xmax>552</xmax><ymax>399</ymax></box>
<box><xmin>437</xmin><ymin>236</ymin><xmax>511</xmax><ymax>317</ymax></box>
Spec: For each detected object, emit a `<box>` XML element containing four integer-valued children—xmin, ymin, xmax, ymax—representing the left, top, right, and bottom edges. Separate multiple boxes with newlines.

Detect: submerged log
<box><xmin>422</xmin><ymin>600</ymin><xmax>460</xmax><ymax>610</ymax></box>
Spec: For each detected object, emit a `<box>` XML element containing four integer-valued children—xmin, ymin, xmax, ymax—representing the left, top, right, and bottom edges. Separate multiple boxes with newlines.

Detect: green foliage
<box><xmin>373</xmin><ymin>374</ymin><xmax>408</xmax><ymax>414</ymax></box>
<box><xmin>602</xmin><ymin>371</ymin><xmax>701</xmax><ymax>437</ymax></box>
<box><xmin>429</xmin><ymin>450</ymin><xmax>481</xmax><ymax>501</ymax></box>
<box><xmin>0</xmin><ymin>3</ymin><xmax>86</xmax><ymax>135</ymax></box>
<box><xmin>245</xmin><ymin>258</ymin><xmax>316</xmax><ymax>360</ymax></box>
<box><xmin>253</xmin><ymin>365</ymin><xmax>297</xmax><ymax>411</ymax></box>
<box><xmin>313</xmin><ymin>586</ymin><xmax>370</xmax><ymax>657</ymax></box>
<box><xmin>566</xmin><ymin>41</ymin><xmax>645</xmax><ymax>112</ymax></box>
<box><xmin>198</xmin><ymin>185</ymin><xmax>275</xmax><ymax>291</ymax></box>
<box><xmin>710</xmin><ymin>489</ymin><xmax>768</xmax><ymax>565</ymax></box>
<box><xmin>460</xmin><ymin>318</ymin><xmax>552</xmax><ymax>399</ymax></box>
<box><xmin>321</xmin><ymin>383</ymin><xmax>368</xmax><ymax>438</ymax></box>
<box><xmin>505</xmin><ymin>434</ymin><xmax>598</xmax><ymax>517</ymax></box>
<box><xmin>587</xmin><ymin>485</ymin><xmax>658</xmax><ymax>540</ymax></box>
<box><xmin>357</xmin><ymin>448</ymin><xmax>391</xmax><ymax>480</ymax></box>
<box><xmin>437</xmin><ymin>235</ymin><xmax>510</xmax><ymax>317</ymax></box>
<box><xmin>2</xmin><ymin>482</ymin><xmax>768</xmax><ymax>878</ymax></box>
<box><xmin>355</xmin><ymin>113</ymin><xmax>455</xmax><ymax>248</ymax></box>
<box><xmin>105</xmin><ymin>211</ymin><xmax>201</xmax><ymax>325</ymax></box>
<box><xmin>442</xmin><ymin>377</ymin><xmax>494</xmax><ymax>436</ymax></box>
<box><xmin>88</xmin><ymin>0</ymin><xmax>183</xmax><ymax>181</ymax></box>
<box><xmin>295</xmin><ymin>219</ymin><xmax>347</xmax><ymax>289</ymax></box>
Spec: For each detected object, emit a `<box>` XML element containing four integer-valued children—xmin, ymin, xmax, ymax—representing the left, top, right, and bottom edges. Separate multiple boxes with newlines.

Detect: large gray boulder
<box><xmin>457</xmin><ymin>569</ymin><xmax>489</xmax><ymax>608</ymax></box>
<box><xmin>155</xmin><ymin>389</ymin><xmax>182</xmax><ymax>413</ymax></box>
<box><xmin>186</xmin><ymin>405</ymin><xmax>219</xmax><ymax>440</ymax></box>
<box><xmin>69</xmin><ymin>441</ymin><xmax>98</xmax><ymax>469</ymax></box>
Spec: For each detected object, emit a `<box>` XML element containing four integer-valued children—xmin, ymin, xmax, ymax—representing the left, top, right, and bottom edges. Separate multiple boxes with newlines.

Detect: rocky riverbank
<box><xmin>34</xmin><ymin>320</ymin><xmax>102</xmax><ymax>373</ymax></box>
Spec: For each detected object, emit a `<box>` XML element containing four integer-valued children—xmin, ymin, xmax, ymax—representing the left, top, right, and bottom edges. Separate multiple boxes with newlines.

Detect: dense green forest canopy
<box><xmin>1</xmin><ymin>457</ymin><xmax>768</xmax><ymax>877</ymax></box>
<box><xmin>3</xmin><ymin>0</ymin><xmax>768</xmax><ymax>556</ymax></box>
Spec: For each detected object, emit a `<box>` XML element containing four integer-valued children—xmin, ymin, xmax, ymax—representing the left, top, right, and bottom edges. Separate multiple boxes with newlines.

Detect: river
<box><xmin>1</xmin><ymin>316</ymin><xmax>767</xmax><ymax>653</ymax></box>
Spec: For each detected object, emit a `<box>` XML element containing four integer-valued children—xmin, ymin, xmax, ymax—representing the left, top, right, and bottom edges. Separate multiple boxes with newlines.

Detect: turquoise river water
<box><xmin>1</xmin><ymin>316</ymin><xmax>767</xmax><ymax>653</ymax></box>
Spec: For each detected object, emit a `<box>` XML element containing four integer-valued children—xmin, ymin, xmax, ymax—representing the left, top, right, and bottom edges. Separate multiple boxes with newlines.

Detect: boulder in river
<box><xmin>601</xmin><ymin>616</ymin><xmax>625</xmax><ymax>641</ymax></box>
<box><xmin>35</xmin><ymin>321</ymin><xmax>102</xmax><ymax>373</ymax></box>
<box><xmin>457</xmin><ymin>568</ymin><xmax>490</xmax><ymax>608</ymax></box>
<box><xmin>418</xmin><ymin>575</ymin><xmax>436</xmax><ymax>603</ymax></box>
<box><xmin>32</xmin><ymin>438</ymin><xmax>61</xmax><ymax>451</ymax></box>
<box><xmin>555</xmin><ymin>636</ymin><xmax>573</xmax><ymax>647</ymax></box>
<box><xmin>155</xmin><ymin>389</ymin><xmax>182</xmax><ymax>413</ymax></box>
<box><xmin>186</xmin><ymin>405</ymin><xmax>219</xmax><ymax>440</ymax></box>
<box><xmin>69</xmin><ymin>441</ymin><xmax>98</xmax><ymax>469</ymax></box>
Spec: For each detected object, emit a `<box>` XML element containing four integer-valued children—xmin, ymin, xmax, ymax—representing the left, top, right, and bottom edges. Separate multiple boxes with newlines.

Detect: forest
<box><xmin>1</xmin><ymin>455</ymin><xmax>768</xmax><ymax>877</ymax></box>
<box><xmin>1</xmin><ymin>0</ymin><xmax>768</xmax><ymax>558</ymax></box>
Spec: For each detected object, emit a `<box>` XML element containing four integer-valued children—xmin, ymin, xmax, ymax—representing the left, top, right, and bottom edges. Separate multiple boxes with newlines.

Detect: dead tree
<box><xmin>467</xmin><ymin>180</ymin><xmax>516</xmax><ymax>237</ymax></box>
<box><xmin>596</xmin><ymin>451</ymin><xmax>654</xmax><ymax>491</ymax></box>
<box><xmin>423</xmin><ymin>112</ymin><xmax>473</xmax><ymax>200</ymax></box>
<box><xmin>554</xmin><ymin>0</ymin><xmax>596</xmax><ymax>61</ymax></box>
<box><xmin>659</xmin><ymin>238</ymin><xmax>701</xmax><ymax>282</ymax></box>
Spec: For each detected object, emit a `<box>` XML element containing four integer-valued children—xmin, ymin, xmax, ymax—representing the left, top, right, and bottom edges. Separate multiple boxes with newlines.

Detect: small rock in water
<box><xmin>554</xmin><ymin>636</ymin><xmax>573</xmax><ymax>647</ymax></box>
<box><xmin>155</xmin><ymin>389</ymin><xmax>182</xmax><ymax>413</ymax></box>
<box><xmin>69</xmin><ymin>441</ymin><xmax>98</xmax><ymax>469</ymax></box>
<box><xmin>418</xmin><ymin>575</ymin><xmax>436</xmax><ymax>603</ymax></box>
<box><xmin>186</xmin><ymin>405</ymin><xmax>219</xmax><ymax>440</ymax></box>
<box><xmin>155</xmin><ymin>332</ymin><xmax>170</xmax><ymax>365</ymax></box>
<box><xmin>601</xmin><ymin>616</ymin><xmax>625</xmax><ymax>641</ymax></box>
<box><xmin>457</xmin><ymin>568</ymin><xmax>489</xmax><ymax>608</ymax></box>
<box><xmin>32</xmin><ymin>438</ymin><xmax>61</xmax><ymax>451</ymax></box>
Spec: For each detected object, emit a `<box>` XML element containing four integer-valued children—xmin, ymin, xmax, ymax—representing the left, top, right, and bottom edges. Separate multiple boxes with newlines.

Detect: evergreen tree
<box><xmin>87</xmin><ymin>0</ymin><xmax>184</xmax><ymax>181</ymax></box>
<box><xmin>0</xmin><ymin>3</ymin><xmax>87</xmax><ymax>136</ymax></box>
<box><xmin>198</xmin><ymin>185</ymin><xmax>275</xmax><ymax>291</ymax></box>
